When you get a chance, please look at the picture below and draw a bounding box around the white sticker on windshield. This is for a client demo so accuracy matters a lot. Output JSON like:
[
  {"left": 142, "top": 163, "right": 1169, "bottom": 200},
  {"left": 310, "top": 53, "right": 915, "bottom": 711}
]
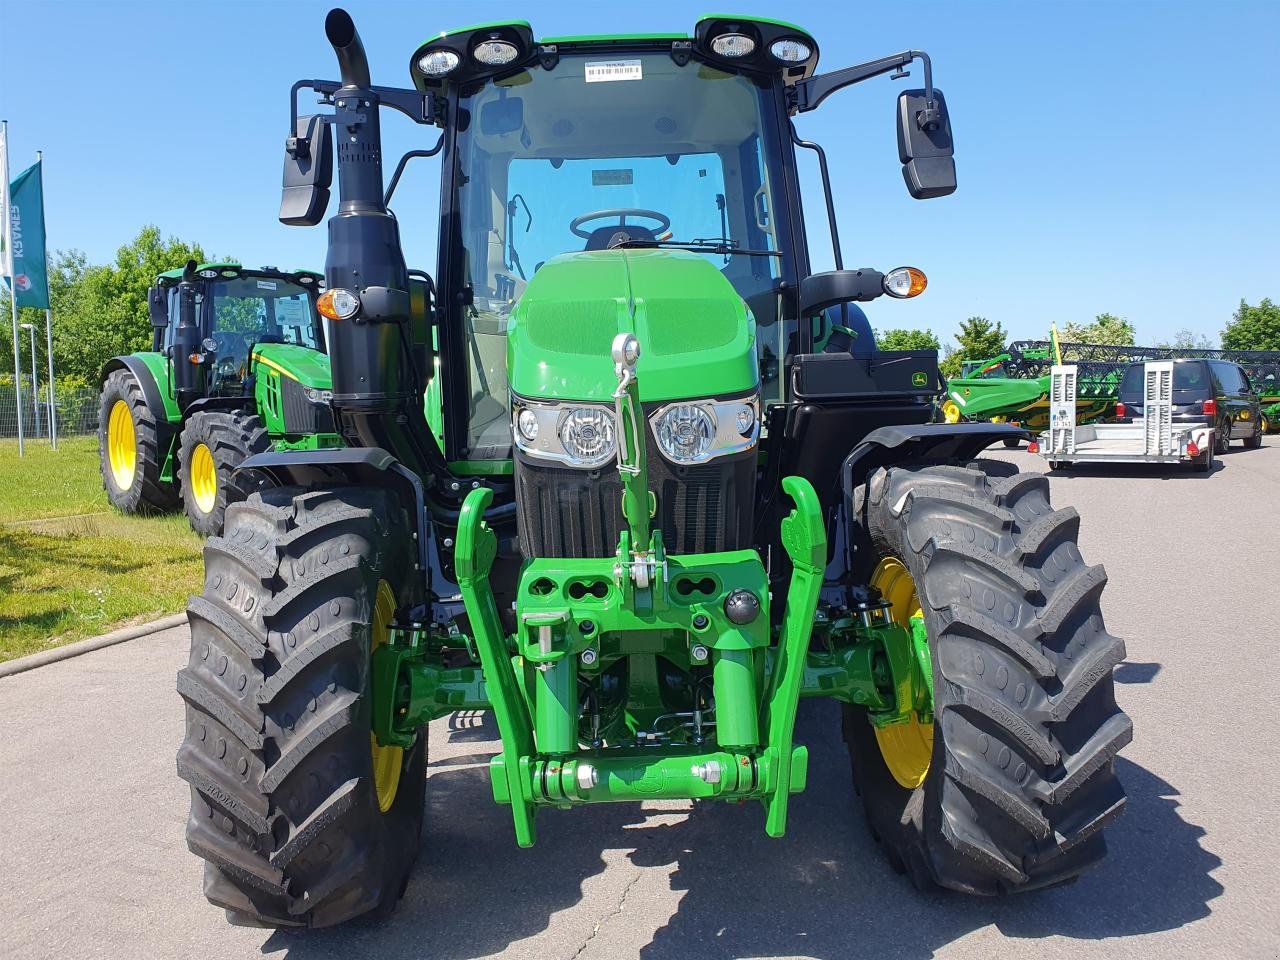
[
  {"left": 256, "top": 280, "right": 278, "bottom": 291},
  {"left": 585, "top": 59, "right": 642, "bottom": 83}
]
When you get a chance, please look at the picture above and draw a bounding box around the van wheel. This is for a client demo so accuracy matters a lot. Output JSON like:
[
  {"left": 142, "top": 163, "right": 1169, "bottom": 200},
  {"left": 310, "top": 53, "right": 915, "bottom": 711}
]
[{"left": 1214, "top": 426, "right": 1230, "bottom": 454}]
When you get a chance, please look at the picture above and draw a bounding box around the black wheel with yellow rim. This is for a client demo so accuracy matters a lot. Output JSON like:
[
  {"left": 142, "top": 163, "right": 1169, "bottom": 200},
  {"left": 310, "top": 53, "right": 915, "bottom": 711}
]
[
  {"left": 940, "top": 399, "right": 963, "bottom": 424},
  {"left": 177, "top": 485, "right": 426, "bottom": 927},
  {"left": 177, "top": 409, "right": 272, "bottom": 536},
  {"left": 844, "top": 460, "right": 1131, "bottom": 893},
  {"left": 98, "top": 367, "right": 179, "bottom": 514}
]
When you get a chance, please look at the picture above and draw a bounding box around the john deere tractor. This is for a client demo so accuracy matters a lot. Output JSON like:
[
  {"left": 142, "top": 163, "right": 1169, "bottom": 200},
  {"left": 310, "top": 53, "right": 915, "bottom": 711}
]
[
  {"left": 177, "top": 10, "right": 1131, "bottom": 927},
  {"left": 99, "top": 262, "right": 341, "bottom": 534}
]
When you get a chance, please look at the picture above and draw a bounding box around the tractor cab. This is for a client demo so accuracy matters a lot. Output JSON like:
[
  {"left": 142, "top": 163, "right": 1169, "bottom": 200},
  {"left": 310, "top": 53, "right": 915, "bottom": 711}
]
[{"left": 149, "top": 262, "right": 325, "bottom": 403}]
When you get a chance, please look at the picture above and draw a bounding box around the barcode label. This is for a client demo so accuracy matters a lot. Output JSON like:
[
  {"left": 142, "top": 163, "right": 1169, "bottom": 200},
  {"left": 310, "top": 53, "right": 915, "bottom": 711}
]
[{"left": 585, "top": 59, "right": 643, "bottom": 83}]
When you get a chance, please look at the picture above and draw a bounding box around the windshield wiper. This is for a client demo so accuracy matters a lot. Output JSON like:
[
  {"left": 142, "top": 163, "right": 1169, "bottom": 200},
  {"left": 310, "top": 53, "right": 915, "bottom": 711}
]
[{"left": 608, "top": 235, "right": 781, "bottom": 258}]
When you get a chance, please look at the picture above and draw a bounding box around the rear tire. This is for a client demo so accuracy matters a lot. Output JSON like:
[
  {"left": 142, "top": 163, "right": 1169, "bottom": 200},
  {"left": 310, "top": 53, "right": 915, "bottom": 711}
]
[
  {"left": 177, "top": 486, "right": 426, "bottom": 927},
  {"left": 178, "top": 410, "right": 271, "bottom": 536},
  {"left": 1214, "top": 425, "right": 1230, "bottom": 454},
  {"left": 1245, "top": 421, "right": 1263, "bottom": 450},
  {"left": 845, "top": 461, "right": 1130, "bottom": 894},
  {"left": 98, "top": 368, "right": 179, "bottom": 514}
]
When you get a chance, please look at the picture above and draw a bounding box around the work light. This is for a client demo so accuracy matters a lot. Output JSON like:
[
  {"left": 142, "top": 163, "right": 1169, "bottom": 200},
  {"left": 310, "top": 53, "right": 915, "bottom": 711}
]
[
  {"left": 769, "top": 39, "right": 812, "bottom": 63},
  {"left": 710, "top": 33, "right": 756, "bottom": 58},
  {"left": 417, "top": 49, "right": 460, "bottom": 77},
  {"left": 473, "top": 39, "right": 519, "bottom": 66}
]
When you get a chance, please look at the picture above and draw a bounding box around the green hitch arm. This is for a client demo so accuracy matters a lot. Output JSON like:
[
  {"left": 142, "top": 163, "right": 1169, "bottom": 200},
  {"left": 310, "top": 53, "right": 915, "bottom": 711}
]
[
  {"left": 761, "top": 475, "right": 827, "bottom": 838},
  {"left": 455, "top": 486, "right": 538, "bottom": 847}
]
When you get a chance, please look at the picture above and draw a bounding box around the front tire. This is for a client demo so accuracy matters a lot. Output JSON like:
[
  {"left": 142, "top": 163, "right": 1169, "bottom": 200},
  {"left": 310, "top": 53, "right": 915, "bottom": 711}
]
[
  {"left": 177, "top": 486, "right": 425, "bottom": 927},
  {"left": 845, "top": 461, "right": 1131, "bottom": 894},
  {"left": 178, "top": 410, "right": 271, "bottom": 536},
  {"left": 98, "top": 368, "right": 179, "bottom": 514}
]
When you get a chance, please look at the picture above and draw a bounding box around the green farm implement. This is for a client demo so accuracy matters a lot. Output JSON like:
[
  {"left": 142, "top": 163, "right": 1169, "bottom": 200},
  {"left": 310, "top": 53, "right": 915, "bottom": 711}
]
[
  {"left": 944, "top": 341, "right": 1280, "bottom": 437},
  {"left": 99, "top": 262, "right": 340, "bottom": 534},
  {"left": 176, "top": 9, "right": 1132, "bottom": 927}
]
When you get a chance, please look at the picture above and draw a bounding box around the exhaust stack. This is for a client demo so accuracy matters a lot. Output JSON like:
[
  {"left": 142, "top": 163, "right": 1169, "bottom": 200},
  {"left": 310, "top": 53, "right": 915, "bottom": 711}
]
[{"left": 321, "top": 8, "right": 442, "bottom": 482}]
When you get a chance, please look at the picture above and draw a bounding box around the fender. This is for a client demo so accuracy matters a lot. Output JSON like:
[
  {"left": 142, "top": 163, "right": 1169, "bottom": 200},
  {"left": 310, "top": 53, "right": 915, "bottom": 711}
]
[
  {"left": 101, "top": 355, "right": 180, "bottom": 459},
  {"left": 840, "top": 422, "right": 1027, "bottom": 501},
  {"left": 238, "top": 448, "right": 430, "bottom": 571},
  {"left": 185, "top": 396, "right": 253, "bottom": 418}
]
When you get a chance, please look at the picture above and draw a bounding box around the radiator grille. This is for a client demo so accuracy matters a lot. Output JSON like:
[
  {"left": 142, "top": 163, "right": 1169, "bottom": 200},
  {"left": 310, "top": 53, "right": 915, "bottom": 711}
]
[
  {"left": 515, "top": 439, "right": 756, "bottom": 558},
  {"left": 281, "top": 377, "right": 335, "bottom": 435}
]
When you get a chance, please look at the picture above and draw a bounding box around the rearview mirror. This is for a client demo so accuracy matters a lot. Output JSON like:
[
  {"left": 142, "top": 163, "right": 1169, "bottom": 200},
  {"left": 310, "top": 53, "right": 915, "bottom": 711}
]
[
  {"left": 896, "top": 88, "right": 955, "bottom": 199},
  {"left": 280, "top": 115, "right": 333, "bottom": 226},
  {"left": 147, "top": 286, "right": 168, "bottom": 328},
  {"left": 480, "top": 96, "right": 524, "bottom": 137}
]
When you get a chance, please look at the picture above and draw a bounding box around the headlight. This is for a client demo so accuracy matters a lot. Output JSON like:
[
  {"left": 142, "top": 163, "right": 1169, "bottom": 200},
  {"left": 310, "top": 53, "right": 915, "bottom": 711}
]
[
  {"left": 473, "top": 39, "right": 519, "bottom": 66},
  {"left": 656, "top": 405, "right": 716, "bottom": 462},
  {"left": 769, "top": 39, "right": 812, "bottom": 63},
  {"left": 711, "top": 33, "right": 756, "bottom": 58},
  {"left": 513, "top": 400, "right": 617, "bottom": 468},
  {"left": 650, "top": 395, "right": 760, "bottom": 465},
  {"left": 302, "top": 387, "right": 332, "bottom": 403},
  {"left": 559, "top": 409, "right": 616, "bottom": 466}
]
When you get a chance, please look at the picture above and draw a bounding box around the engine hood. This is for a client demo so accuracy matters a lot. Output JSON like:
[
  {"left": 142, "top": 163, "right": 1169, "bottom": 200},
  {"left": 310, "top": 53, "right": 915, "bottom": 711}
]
[
  {"left": 251, "top": 342, "right": 332, "bottom": 389},
  {"left": 506, "top": 249, "right": 757, "bottom": 402}
]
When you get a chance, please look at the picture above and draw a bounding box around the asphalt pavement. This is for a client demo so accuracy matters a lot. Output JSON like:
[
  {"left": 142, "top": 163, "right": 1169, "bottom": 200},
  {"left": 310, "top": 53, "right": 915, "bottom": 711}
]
[{"left": 2, "top": 437, "right": 1278, "bottom": 960}]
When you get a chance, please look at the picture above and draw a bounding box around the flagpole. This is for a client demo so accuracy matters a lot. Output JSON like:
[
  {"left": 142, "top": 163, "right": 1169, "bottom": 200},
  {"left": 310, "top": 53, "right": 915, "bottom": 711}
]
[
  {"left": 37, "top": 149, "right": 55, "bottom": 448},
  {"left": 2, "top": 120, "right": 24, "bottom": 456}
]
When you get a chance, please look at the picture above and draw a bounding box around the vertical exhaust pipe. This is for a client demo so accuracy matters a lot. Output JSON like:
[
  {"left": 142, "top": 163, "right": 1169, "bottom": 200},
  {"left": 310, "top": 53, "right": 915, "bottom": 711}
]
[{"left": 322, "top": 8, "right": 443, "bottom": 480}]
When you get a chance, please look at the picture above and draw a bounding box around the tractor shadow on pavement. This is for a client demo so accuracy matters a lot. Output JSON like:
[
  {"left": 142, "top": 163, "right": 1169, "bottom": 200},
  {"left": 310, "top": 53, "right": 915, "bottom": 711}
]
[{"left": 262, "top": 701, "right": 1220, "bottom": 960}]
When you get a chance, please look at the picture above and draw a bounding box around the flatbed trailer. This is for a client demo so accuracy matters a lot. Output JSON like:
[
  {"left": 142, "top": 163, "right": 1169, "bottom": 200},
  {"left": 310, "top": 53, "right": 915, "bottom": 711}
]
[{"left": 1035, "top": 362, "right": 1216, "bottom": 472}]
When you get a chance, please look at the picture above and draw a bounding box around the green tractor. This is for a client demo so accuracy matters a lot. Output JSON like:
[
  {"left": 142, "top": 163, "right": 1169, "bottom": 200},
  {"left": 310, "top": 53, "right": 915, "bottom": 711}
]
[
  {"left": 98, "top": 262, "right": 341, "bottom": 535},
  {"left": 177, "top": 10, "right": 1131, "bottom": 927}
]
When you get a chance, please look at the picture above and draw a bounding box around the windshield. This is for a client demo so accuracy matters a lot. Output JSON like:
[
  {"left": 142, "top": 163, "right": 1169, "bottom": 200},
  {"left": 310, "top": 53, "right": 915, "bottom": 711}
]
[
  {"left": 207, "top": 276, "right": 322, "bottom": 379},
  {"left": 1119, "top": 361, "right": 1211, "bottom": 398},
  {"left": 449, "top": 51, "right": 789, "bottom": 458}
]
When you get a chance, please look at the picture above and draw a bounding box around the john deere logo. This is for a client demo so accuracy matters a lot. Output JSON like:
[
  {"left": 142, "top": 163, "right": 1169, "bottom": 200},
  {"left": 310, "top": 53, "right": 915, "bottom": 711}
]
[{"left": 912, "top": 372, "right": 927, "bottom": 387}]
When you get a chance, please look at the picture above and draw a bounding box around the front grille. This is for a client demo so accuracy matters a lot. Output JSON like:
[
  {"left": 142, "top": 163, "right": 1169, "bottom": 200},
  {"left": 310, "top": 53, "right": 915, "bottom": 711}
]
[
  {"left": 281, "top": 377, "right": 335, "bottom": 435},
  {"left": 515, "top": 436, "right": 756, "bottom": 559}
]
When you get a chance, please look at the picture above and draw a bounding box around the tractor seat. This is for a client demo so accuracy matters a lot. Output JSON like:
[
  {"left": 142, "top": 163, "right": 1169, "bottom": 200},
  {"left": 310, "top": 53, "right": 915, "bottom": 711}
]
[{"left": 582, "top": 225, "right": 657, "bottom": 251}]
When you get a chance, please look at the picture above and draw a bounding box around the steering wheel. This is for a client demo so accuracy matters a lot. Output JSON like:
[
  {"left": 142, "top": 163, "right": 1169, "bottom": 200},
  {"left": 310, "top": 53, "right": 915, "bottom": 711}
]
[{"left": 569, "top": 208, "right": 671, "bottom": 240}]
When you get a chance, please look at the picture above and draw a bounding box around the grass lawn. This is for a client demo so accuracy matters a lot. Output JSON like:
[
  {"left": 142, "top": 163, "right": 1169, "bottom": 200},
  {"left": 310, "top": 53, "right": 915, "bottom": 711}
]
[{"left": 0, "top": 436, "right": 201, "bottom": 662}]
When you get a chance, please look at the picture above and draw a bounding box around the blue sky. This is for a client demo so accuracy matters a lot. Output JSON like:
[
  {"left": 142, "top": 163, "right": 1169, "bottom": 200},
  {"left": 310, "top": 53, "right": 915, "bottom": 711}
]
[{"left": 2, "top": 0, "right": 1277, "bottom": 347}]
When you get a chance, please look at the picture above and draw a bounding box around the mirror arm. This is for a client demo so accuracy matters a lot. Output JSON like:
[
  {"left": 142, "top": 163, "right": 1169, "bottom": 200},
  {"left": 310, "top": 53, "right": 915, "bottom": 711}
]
[
  {"left": 797, "top": 49, "right": 935, "bottom": 121},
  {"left": 288, "top": 79, "right": 437, "bottom": 160},
  {"left": 384, "top": 136, "right": 445, "bottom": 207},
  {"left": 789, "top": 124, "right": 843, "bottom": 272}
]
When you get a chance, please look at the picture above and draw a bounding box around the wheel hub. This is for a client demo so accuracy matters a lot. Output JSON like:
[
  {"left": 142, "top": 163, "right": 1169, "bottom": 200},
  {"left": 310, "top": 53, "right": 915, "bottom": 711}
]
[
  {"left": 869, "top": 557, "right": 934, "bottom": 789},
  {"left": 370, "top": 580, "right": 404, "bottom": 813},
  {"left": 107, "top": 399, "right": 137, "bottom": 490},
  {"left": 189, "top": 443, "right": 218, "bottom": 514}
]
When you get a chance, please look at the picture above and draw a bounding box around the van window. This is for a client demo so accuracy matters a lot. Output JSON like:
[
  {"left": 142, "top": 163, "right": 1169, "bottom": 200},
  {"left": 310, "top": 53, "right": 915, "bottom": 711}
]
[{"left": 1173, "top": 362, "right": 1211, "bottom": 393}]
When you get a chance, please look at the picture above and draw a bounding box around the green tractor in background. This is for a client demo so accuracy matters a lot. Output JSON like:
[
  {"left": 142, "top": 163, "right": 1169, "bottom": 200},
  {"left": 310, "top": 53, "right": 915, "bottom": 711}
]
[
  {"left": 98, "top": 262, "right": 341, "bottom": 535},
  {"left": 176, "top": 10, "right": 1131, "bottom": 927}
]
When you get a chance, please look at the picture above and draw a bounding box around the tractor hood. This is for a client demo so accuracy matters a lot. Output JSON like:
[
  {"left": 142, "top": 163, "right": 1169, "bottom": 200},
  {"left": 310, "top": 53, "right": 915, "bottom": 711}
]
[
  {"left": 507, "top": 249, "right": 757, "bottom": 403},
  {"left": 251, "top": 342, "right": 333, "bottom": 388}
]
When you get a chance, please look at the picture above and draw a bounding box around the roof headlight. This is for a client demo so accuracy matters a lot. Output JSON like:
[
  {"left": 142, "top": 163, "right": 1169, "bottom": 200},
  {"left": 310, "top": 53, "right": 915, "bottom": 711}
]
[
  {"left": 473, "top": 39, "right": 519, "bottom": 66},
  {"left": 769, "top": 38, "right": 812, "bottom": 63},
  {"left": 710, "top": 33, "right": 756, "bottom": 58},
  {"left": 417, "top": 48, "right": 461, "bottom": 77}
]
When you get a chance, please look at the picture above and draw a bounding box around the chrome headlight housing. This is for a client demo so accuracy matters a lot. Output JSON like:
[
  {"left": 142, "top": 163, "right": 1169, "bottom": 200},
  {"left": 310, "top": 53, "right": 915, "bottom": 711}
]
[
  {"left": 513, "top": 399, "right": 617, "bottom": 468},
  {"left": 651, "top": 395, "right": 759, "bottom": 465}
]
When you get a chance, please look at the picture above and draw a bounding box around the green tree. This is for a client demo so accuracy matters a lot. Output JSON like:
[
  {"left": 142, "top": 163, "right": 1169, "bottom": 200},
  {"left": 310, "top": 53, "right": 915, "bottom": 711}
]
[
  {"left": 1059, "top": 313, "right": 1136, "bottom": 346},
  {"left": 1155, "top": 328, "right": 1216, "bottom": 350},
  {"left": 1221, "top": 298, "right": 1280, "bottom": 351},
  {"left": 875, "top": 328, "right": 941, "bottom": 351},
  {"left": 940, "top": 316, "right": 1008, "bottom": 379}
]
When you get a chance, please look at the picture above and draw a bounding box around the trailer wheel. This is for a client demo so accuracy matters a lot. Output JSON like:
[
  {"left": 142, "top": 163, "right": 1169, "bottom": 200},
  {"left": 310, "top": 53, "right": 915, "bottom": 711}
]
[
  {"left": 1196, "top": 445, "right": 1214, "bottom": 473},
  {"left": 178, "top": 410, "right": 272, "bottom": 536},
  {"left": 177, "top": 486, "right": 425, "bottom": 928},
  {"left": 845, "top": 462, "right": 1130, "bottom": 894},
  {"left": 98, "top": 368, "right": 179, "bottom": 514}
]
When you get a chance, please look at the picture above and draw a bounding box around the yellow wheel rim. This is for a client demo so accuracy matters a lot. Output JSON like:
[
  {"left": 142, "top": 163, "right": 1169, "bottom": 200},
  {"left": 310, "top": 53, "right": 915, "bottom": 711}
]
[
  {"left": 189, "top": 443, "right": 218, "bottom": 515},
  {"left": 370, "top": 580, "right": 403, "bottom": 813},
  {"left": 107, "top": 400, "right": 137, "bottom": 490},
  {"left": 942, "top": 399, "right": 962, "bottom": 424},
  {"left": 870, "top": 557, "right": 934, "bottom": 789}
]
